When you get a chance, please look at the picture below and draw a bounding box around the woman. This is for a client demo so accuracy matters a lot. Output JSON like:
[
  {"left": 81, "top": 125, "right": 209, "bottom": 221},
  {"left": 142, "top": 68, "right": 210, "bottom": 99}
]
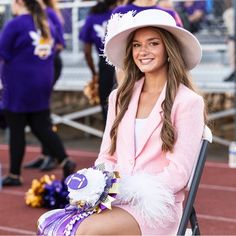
[
  {"left": 23, "top": 0, "right": 66, "bottom": 171},
  {"left": 0, "top": 0, "right": 75, "bottom": 186},
  {"left": 38, "top": 9, "right": 206, "bottom": 235},
  {"left": 42, "top": 0, "right": 65, "bottom": 84},
  {"left": 79, "top": 0, "right": 118, "bottom": 126}
]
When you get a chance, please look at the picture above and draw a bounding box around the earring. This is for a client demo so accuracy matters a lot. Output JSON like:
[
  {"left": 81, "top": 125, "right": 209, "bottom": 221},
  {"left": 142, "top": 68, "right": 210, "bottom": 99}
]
[{"left": 167, "top": 57, "right": 170, "bottom": 62}]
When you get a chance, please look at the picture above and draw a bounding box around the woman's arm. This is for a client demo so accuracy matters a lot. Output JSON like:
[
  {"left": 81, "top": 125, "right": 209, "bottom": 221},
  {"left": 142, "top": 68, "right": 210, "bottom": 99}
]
[
  {"left": 84, "top": 43, "right": 98, "bottom": 80},
  {"left": 157, "top": 94, "right": 205, "bottom": 194}
]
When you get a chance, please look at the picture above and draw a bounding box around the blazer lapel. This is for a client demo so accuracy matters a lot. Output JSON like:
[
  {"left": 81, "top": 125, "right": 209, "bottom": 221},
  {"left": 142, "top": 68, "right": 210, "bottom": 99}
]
[
  {"left": 119, "top": 78, "right": 145, "bottom": 159},
  {"left": 135, "top": 82, "right": 166, "bottom": 158}
]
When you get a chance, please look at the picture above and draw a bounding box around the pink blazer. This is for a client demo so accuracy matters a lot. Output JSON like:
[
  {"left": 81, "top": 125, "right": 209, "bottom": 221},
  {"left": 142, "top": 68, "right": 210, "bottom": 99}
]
[{"left": 95, "top": 77, "right": 205, "bottom": 202}]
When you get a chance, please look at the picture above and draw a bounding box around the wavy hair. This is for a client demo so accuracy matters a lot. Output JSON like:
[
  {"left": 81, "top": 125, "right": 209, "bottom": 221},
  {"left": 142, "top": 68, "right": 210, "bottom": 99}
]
[{"left": 109, "top": 27, "right": 206, "bottom": 155}]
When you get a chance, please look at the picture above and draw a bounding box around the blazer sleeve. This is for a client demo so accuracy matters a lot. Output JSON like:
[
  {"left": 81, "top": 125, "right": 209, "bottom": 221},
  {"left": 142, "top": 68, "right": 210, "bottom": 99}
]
[
  {"left": 95, "top": 89, "right": 118, "bottom": 168},
  {"left": 157, "top": 95, "right": 205, "bottom": 194}
]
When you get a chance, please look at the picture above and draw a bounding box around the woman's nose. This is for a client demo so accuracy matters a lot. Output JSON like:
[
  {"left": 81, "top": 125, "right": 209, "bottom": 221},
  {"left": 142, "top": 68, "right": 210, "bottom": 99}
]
[{"left": 139, "top": 44, "right": 149, "bottom": 54}]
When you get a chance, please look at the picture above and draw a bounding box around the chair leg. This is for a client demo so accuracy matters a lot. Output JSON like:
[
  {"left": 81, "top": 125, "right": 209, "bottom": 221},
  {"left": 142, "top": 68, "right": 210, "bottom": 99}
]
[{"left": 190, "top": 207, "right": 201, "bottom": 235}]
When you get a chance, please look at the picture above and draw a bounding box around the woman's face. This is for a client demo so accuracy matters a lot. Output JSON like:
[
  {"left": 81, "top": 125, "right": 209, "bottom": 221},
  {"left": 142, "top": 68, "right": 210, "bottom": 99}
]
[{"left": 132, "top": 27, "right": 168, "bottom": 75}]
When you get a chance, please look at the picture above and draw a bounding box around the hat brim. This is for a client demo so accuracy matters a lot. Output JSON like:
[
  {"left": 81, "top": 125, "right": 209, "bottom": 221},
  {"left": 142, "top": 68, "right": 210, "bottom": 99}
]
[{"left": 105, "top": 24, "right": 202, "bottom": 70}]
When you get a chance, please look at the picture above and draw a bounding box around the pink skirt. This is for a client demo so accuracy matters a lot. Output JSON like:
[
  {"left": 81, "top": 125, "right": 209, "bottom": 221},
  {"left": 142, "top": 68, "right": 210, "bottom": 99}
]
[{"left": 116, "top": 202, "right": 183, "bottom": 235}]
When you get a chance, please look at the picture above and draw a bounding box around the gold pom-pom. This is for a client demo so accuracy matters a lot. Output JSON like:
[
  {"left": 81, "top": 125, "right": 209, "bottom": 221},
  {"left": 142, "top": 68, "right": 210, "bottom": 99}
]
[
  {"left": 83, "top": 77, "right": 100, "bottom": 105},
  {"left": 25, "top": 175, "right": 55, "bottom": 208}
]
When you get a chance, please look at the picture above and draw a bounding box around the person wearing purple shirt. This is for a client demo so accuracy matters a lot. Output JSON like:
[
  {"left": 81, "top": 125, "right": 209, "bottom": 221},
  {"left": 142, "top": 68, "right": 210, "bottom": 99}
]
[
  {"left": 23, "top": 0, "right": 66, "bottom": 172},
  {"left": 113, "top": 0, "right": 183, "bottom": 27},
  {"left": 79, "top": 0, "right": 118, "bottom": 126},
  {"left": 177, "top": 0, "right": 206, "bottom": 33},
  {"left": 43, "top": 0, "right": 66, "bottom": 84},
  {"left": 0, "top": 0, "right": 76, "bottom": 187}
]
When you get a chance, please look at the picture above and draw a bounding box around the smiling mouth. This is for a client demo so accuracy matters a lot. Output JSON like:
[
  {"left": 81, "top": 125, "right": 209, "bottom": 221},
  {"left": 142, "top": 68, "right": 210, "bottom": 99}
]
[{"left": 139, "top": 59, "right": 153, "bottom": 65}]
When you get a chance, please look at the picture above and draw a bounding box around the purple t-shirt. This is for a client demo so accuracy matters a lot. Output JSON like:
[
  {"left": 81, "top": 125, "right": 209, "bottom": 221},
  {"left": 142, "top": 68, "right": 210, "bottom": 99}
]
[
  {"left": 0, "top": 14, "right": 56, "bottom": 112},
  {"left": 179, "top": 1, "right": 206, "bottom": 16},
  {"left": 79, "top": 10, "right": 113, "bottom": 54},
  {"left": 112, "top": 4, "right": 183, "bottom": 27},
  {"left": 46, "top": 7, "right": 65, "bottom": 48}
]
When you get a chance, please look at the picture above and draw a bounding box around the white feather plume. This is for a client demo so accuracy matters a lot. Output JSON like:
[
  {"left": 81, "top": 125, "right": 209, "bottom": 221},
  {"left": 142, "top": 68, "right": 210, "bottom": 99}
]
[
  {"left": 115, "top": 172, "right": 176, "bottom": 228},
  {"left": 105, "top": 11, "right": 135, "bottom": 44},
  {"left": 103, "top": 11, "right": 136, "bottom": 66}
]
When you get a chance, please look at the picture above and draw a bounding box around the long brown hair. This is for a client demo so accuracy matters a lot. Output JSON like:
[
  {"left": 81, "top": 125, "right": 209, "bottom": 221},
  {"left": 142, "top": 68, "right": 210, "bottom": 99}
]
[
  {"left": 109, "top": 27, "right": 206, "bottom": 155},
  {"left": 23, "top": 0, "right": 51, "bottom": 39},
  {"left": 42, "top": 0, "right": 64, "bottom": 24}
]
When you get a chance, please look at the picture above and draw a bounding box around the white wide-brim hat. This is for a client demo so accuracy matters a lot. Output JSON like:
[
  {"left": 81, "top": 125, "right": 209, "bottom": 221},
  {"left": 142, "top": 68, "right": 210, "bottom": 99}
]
[{"left": 104, "top": 9, "right": 202, "bottom": 70}]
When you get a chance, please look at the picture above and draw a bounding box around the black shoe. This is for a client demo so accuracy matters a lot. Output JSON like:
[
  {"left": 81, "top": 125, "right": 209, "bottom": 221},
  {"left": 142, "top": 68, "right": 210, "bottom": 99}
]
[
  {"left": 39, "top": 157, "right": 57, "bottom": 171},
  {"left": 2, "top": 175, "right": 22, "bottom": 186},
  {"left": 62, "top": 159, "right": 76, "bottom": 179},
  {"left": 23, "top": 156, "right": 44, "bottom": 169}
]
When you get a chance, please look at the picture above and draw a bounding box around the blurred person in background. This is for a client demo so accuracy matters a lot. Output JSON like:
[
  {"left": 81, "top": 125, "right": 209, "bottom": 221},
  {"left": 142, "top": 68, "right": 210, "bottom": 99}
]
[
  {"left": 157, "top": 0, "right": 175, "bottom": 9},
  {"left": 42, "top": 0, "right": 65, "bottom": 85},
  {"left": 176, "top": 0, "right": 206, "bottom": 33},
  {"left": 0, "top": 0, "right": 76, "bottom": 187},
  {"left": 79, "top": 0, "right": 119, "bottom": 127},
  {"left": 23, "top": 0, "right": 66, "bottom": 171},
  {"left": 157, "top": 0, "right": 183, "bottom": 25},
  {"left": 112, "top": 0, "right": 182, "bottom": 26},
  {"left": 112, "top": 0, "right": 183, "bottom": 86}
]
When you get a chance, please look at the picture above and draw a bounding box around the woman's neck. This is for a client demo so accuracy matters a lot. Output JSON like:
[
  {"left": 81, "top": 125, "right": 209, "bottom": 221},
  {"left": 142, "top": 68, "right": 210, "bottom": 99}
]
[
  {"left": 17, "top": 7, "right": 30, "bottom": 15},
  {"left": 143, "top": 69, "right": 167, "bottom": 93},
  {"left": 132, "top": 0, "right": 157, "bottom": 7}
]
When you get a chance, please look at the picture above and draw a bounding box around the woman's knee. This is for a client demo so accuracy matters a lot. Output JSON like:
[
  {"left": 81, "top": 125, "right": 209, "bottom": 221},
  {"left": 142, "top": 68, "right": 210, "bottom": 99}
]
[
  {"left": 76, "top": 218, "right": 105, "bottom": 235},
  {"left": 75, "top": 207, "right": 141, "bottom": 235}
]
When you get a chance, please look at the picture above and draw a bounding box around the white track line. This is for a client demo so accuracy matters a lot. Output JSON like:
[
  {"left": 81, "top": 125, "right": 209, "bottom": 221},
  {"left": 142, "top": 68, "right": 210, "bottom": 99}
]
[
  {"left": 198, "top": 214, "right": 236, "bottom": 223},
  {"left": 205, "top": 161, "right": 229, "bottom": 168},
  {"left": 1, "top": 189, "right": 25, "bottom": 196},
  {"left": 200, "top": 184, "right": 236, "bottom": 192},
  {"left": 0, "top": 225, "right": 35, "bottom": 235}
]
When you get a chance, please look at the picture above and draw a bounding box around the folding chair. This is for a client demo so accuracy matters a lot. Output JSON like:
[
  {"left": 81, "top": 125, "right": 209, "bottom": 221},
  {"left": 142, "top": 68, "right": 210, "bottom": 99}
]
[{"left": 177, "top": 126, "right": 213, "bottom": 236}]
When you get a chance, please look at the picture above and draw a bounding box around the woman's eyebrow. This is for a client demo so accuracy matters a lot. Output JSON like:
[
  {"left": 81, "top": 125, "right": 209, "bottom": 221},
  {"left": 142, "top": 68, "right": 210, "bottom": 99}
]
[{"left": 132, "top": 37, "right": 161, "bottom": 42}]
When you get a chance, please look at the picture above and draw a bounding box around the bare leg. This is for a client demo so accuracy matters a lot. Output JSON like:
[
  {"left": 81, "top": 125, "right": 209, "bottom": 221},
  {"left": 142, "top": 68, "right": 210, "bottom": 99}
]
[{"left": 76, "top": 206, "right": 141, "bottom": 235}]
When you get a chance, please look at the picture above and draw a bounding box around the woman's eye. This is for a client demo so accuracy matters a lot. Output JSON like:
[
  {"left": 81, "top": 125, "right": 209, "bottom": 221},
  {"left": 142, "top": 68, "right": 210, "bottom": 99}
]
[
  {"left": 150, "top": 41, "right": 159, "bottom": 46},
  {"left": 132, "top": 43, "right": 140, "bottom": 48}
]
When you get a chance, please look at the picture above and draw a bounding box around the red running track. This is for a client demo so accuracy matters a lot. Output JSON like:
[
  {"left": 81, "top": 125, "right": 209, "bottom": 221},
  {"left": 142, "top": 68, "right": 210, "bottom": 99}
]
[{"left": 0, "top": 144, "right": 236, "bottom": 235}]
